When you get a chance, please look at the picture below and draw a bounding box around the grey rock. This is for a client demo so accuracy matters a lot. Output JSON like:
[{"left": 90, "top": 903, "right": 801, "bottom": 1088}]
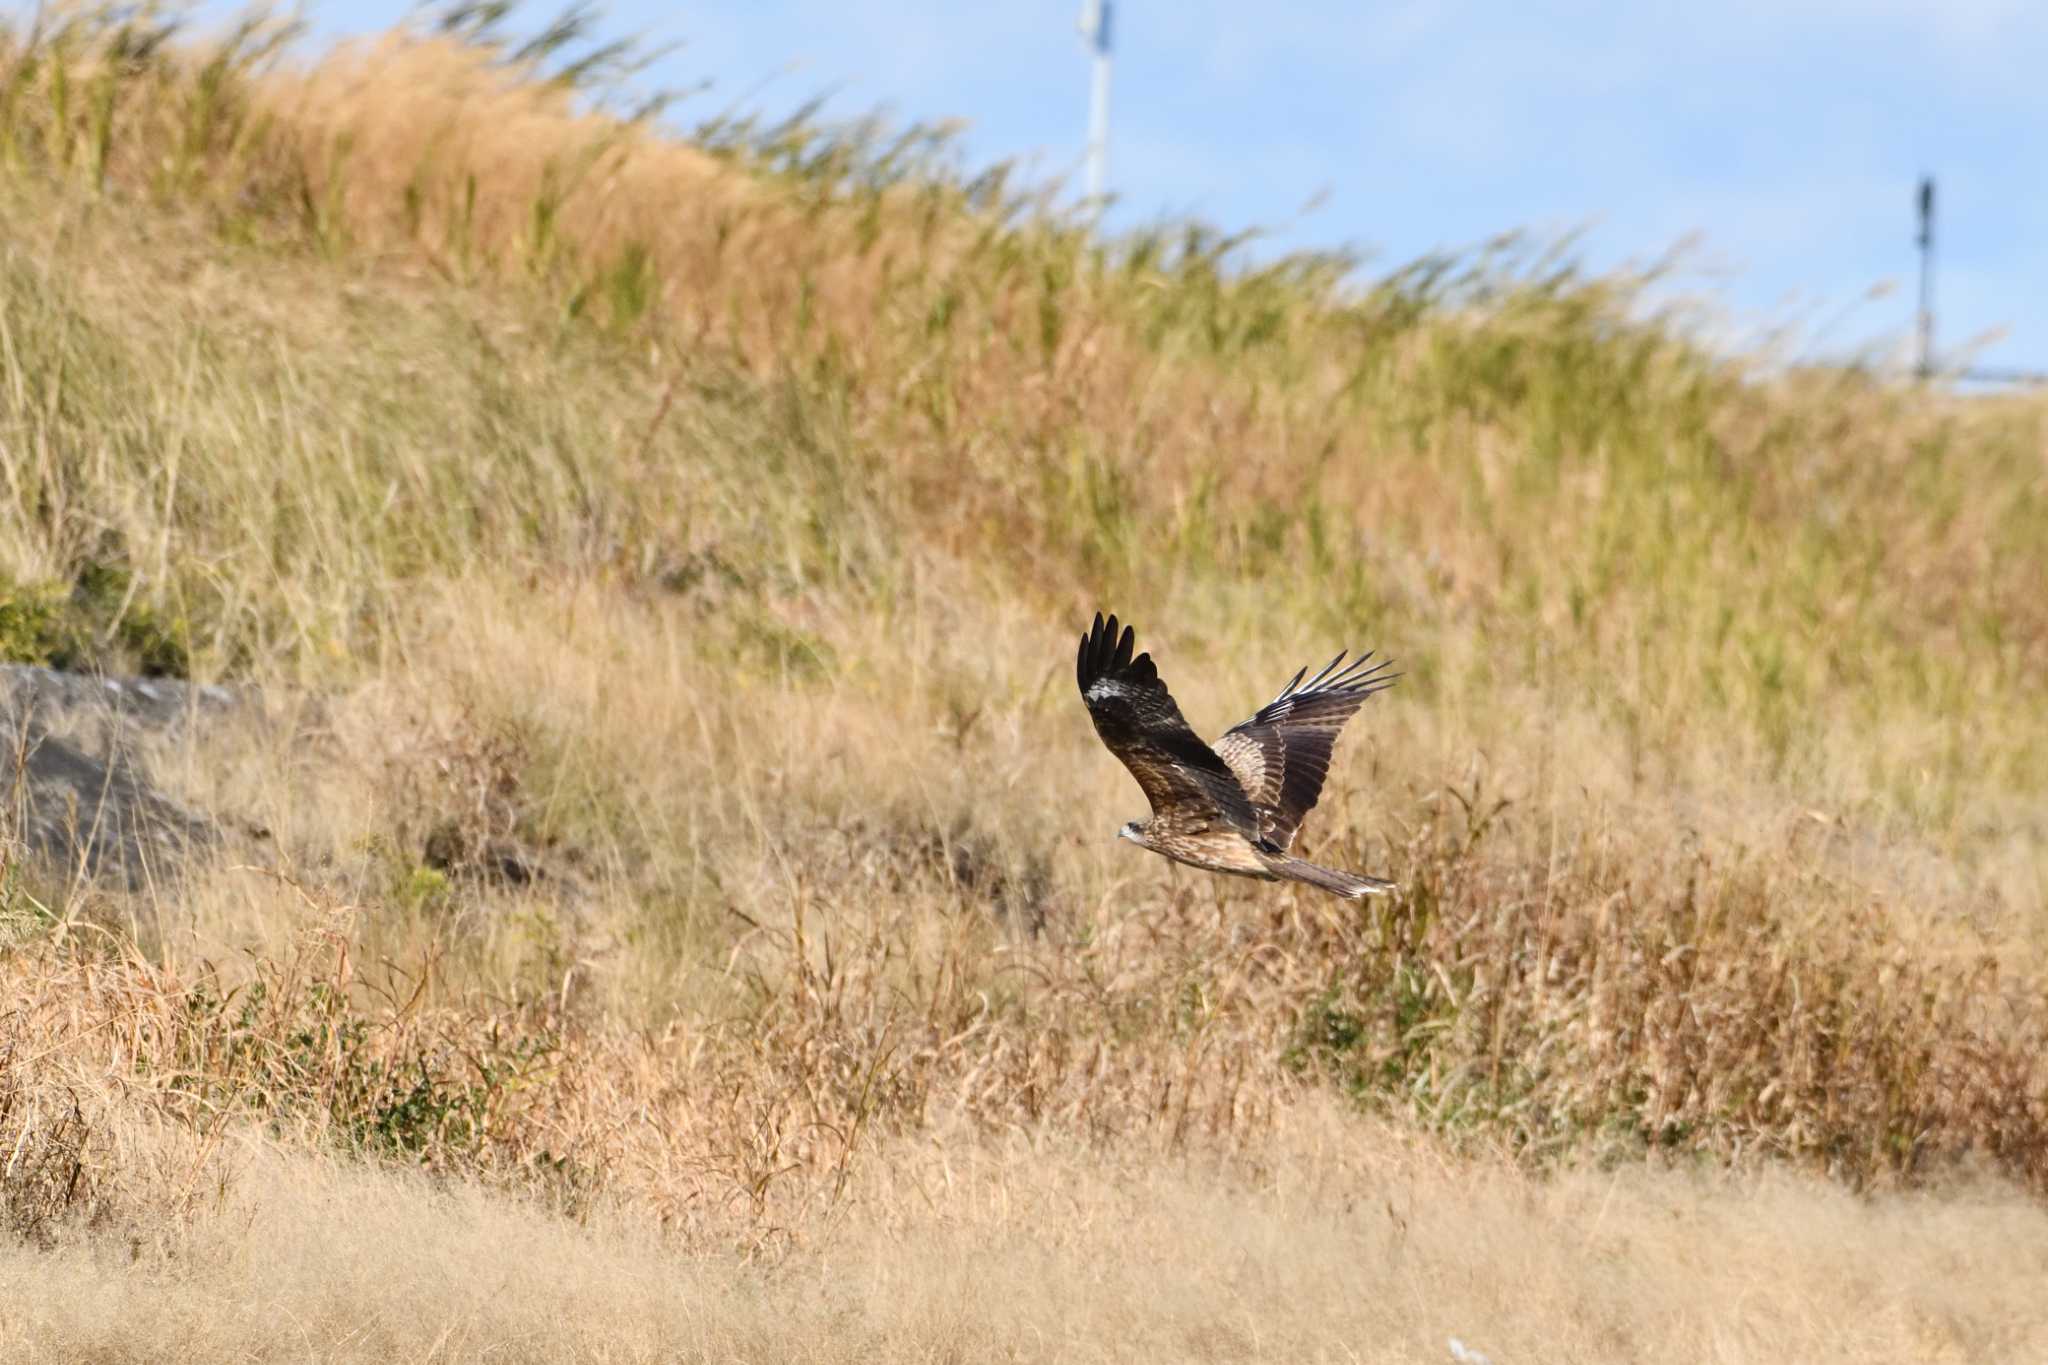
[
  {"left": 0, "top": 664, "right": 242, "bottom": 738},
  {"left": 0, "top": 665, "right": 234, "bottom": 890}
]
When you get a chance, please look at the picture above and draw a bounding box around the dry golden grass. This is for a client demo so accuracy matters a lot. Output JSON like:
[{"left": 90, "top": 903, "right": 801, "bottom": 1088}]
[
  {"left": 4, "top": 1112, "right": 2047, "bottom": 1363},
  {"left": 0, "top": 7, "right": 2045, "bottom": 1356}
]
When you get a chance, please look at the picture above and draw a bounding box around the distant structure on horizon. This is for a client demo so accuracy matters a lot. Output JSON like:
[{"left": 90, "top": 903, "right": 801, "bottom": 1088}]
[
  {"left": 1915, "top": 177, "right": 1934, "bottom": 379},
  {"left": 1076, "top": 0, "right": 1113, "bottom": 208},
  {"left": 1914, "top": 176, "right": 2044, "bottom": 386}
]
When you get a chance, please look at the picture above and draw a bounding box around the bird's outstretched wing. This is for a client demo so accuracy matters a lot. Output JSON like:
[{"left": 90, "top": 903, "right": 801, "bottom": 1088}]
[
  {"left": 1213, "top": 650, "right": 1398, "bottom": 850},
  {"left": 1077, "top": 613, "right": 1259, "bottom": 835}
]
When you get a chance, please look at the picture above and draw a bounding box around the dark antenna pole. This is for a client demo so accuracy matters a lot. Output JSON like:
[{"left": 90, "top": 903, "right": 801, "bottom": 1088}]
[
  {"left": 1905, "top": 177, "right": 2046, "bottom": 388},
  {"left": 1915, "top": 176, "right": 1935, "bottom": 379}
]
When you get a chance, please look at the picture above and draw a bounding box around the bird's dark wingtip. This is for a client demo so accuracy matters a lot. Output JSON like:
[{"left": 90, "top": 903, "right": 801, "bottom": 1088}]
[
  {"left": 1324, "top": 651, "right": 1398, "bottom": 693},
  {"left": 1080, "top": 611, "right": 1134, "bottom": 692}
]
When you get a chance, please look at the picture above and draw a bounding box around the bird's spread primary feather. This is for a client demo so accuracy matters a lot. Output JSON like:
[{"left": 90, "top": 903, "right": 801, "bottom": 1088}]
[{"left": 1076, "top": 613, "right": 1398, "bottom": 899}]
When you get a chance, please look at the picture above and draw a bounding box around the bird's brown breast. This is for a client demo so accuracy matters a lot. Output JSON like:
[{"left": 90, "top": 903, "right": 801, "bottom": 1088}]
[{"left": 1141, "top": 827, "right": 1277, "bottom": 878}]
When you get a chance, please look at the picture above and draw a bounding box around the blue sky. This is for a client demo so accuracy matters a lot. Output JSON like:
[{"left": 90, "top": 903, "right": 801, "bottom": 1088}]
[{"left": 227, "top": 2, "right": 2048, "bottom": 375}]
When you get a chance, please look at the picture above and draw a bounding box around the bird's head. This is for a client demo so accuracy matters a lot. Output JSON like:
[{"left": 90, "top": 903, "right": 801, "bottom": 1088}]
[{"left": 1116, "top": 820, "right": 1145, "bottom": 846}]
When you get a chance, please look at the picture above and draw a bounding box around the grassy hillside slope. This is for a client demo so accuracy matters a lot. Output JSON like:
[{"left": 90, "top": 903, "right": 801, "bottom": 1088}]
[{"left": 1, "top": 8, "right": 2045, "bottom": 1360}]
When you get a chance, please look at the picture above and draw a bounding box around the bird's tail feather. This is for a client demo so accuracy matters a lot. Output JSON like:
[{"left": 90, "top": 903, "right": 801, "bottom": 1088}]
[{"left": 1271, "top": 856, "right": 1395, "bottom": 900}]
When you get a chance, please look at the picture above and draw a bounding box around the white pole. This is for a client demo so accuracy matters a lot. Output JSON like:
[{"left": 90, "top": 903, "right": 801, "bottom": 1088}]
[{"left": 1078, "top": 0, "right": 1113, "bottom": 208}]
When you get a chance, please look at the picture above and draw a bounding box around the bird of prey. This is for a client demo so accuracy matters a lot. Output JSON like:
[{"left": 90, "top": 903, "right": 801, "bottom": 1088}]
[{"left": 1076, "top": 613, "right": 1398, "bottom": 899}]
